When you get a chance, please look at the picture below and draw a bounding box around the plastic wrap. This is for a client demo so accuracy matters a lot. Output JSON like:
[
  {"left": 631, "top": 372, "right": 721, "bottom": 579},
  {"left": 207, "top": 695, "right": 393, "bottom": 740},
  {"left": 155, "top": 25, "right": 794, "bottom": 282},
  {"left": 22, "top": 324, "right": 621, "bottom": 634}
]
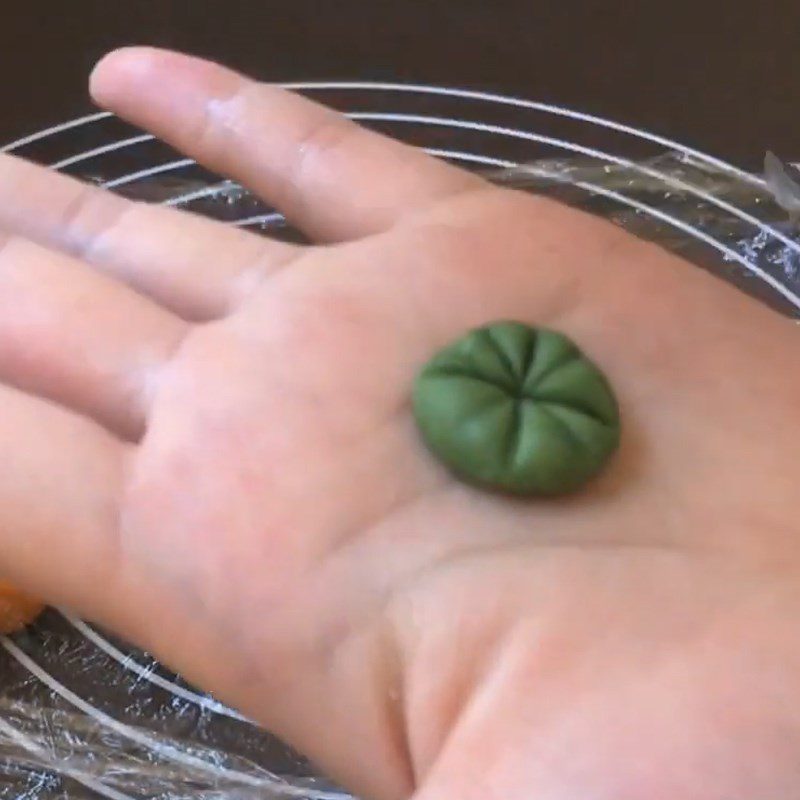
[{"left": 0, "top": 148, "right": 798, "bottom": 799}]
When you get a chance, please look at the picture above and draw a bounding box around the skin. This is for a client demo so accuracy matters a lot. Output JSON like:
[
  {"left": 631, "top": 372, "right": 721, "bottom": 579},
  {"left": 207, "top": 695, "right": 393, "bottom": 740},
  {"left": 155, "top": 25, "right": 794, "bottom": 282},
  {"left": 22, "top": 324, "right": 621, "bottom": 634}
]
[{"left": 0, "top": 46, "right": 797, "bottom": 800}]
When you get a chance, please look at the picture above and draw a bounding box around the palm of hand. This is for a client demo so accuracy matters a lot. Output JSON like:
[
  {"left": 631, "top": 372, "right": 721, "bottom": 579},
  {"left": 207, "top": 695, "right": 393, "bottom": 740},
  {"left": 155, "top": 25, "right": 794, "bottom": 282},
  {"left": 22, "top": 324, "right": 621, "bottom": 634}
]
[{"left": 0, "top": 48, "right": 798, "bottom": 800}]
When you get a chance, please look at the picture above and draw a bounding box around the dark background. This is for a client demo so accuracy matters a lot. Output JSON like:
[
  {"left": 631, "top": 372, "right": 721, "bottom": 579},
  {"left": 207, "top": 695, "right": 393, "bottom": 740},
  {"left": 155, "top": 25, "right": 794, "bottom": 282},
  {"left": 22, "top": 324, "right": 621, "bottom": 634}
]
[{"left": 0, "top": 1, "right": 797, "bottom": 168}]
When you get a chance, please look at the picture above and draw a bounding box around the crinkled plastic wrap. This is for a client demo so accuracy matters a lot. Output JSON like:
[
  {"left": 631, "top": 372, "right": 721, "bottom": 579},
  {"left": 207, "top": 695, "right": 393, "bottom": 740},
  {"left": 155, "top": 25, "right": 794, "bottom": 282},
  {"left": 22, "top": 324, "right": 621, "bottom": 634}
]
[
  {"left": 1, "top": 151, "right": 798, "bottom": 799},
  {"left": 0, "top": 614, "right": 346, "bottom": 799}
]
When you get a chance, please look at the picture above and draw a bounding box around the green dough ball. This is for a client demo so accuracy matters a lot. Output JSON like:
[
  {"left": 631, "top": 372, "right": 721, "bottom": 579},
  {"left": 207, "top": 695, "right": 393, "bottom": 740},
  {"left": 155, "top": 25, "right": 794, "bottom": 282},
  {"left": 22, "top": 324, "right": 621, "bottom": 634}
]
[{"left": 412, "top": 321, "right": 621, "bottom": 496}]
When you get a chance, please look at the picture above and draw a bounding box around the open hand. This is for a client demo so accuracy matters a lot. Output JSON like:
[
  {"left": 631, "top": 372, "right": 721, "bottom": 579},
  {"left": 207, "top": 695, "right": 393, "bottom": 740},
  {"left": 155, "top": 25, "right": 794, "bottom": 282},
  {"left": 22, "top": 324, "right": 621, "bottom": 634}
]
[{"left": 0, "top": 48, "right": 797, "bottom": 800}]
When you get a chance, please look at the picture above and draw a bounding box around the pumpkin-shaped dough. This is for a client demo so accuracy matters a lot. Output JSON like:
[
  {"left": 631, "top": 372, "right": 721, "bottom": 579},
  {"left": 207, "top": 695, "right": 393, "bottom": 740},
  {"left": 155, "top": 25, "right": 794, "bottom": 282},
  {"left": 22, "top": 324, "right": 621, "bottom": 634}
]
[{"left": 413, "top": 322, "right": 621, "bottom": 495}]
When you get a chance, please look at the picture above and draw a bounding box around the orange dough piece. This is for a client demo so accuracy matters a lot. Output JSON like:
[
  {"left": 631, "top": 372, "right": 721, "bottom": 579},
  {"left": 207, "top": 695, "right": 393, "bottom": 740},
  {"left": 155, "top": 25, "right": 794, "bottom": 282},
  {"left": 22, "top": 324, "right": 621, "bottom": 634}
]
[{"left": 0, "top": 582, "right": 44, "bottom": 633}]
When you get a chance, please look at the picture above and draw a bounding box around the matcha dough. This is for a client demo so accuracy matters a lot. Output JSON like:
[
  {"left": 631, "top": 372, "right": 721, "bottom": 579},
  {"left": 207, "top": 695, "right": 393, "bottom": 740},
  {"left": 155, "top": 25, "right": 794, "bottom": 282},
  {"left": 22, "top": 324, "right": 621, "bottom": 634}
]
[{"left": 413, "top": 322, "right": 621, "bottom": 495}]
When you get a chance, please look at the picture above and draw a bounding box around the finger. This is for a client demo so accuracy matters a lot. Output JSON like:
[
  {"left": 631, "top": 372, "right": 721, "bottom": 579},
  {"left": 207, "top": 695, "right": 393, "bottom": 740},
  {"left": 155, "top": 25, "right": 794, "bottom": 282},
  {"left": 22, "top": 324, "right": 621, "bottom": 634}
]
[
  {"left": 0, "top": 382, "right": 129, "bottom": 625},
  {"left": 90, "top": 47, "right": 483, "bottom": 241},
  {"left": 0, "top": 153, "right": 298, "bottom": 319},
  {"left": 0, "top": 235, "right": 188, "bottom": 438}
]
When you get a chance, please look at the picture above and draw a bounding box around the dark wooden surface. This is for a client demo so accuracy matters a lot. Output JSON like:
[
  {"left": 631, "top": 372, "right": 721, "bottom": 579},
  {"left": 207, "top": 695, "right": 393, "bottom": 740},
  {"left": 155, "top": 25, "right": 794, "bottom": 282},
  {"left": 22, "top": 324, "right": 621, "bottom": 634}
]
[{"left": 0, "top": 1, "right": 797, "bottom": 167}]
